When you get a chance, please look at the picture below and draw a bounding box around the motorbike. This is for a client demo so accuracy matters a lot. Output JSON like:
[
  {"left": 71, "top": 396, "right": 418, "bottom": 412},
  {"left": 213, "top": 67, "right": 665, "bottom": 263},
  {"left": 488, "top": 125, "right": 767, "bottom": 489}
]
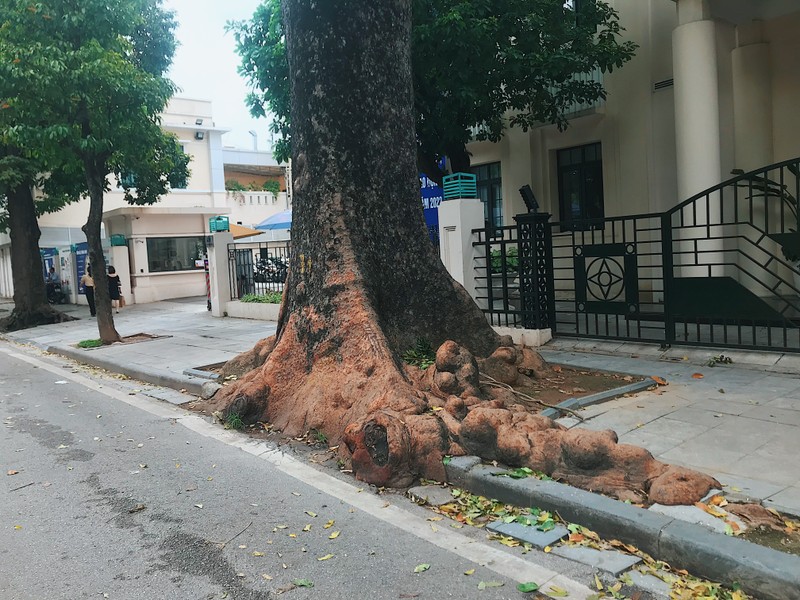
[
  {"left": 46, "top": 282, "right": 68, "bottom": 305},
  {"left": 253, "top": 257, "right": 288, "bottom": 284}
]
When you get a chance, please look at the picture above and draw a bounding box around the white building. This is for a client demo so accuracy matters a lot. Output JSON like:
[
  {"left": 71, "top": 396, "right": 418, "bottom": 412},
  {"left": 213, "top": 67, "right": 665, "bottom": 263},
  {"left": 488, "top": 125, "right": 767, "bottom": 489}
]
[{"left": 0, "top": 97, "right": 288, "bottom": 303}]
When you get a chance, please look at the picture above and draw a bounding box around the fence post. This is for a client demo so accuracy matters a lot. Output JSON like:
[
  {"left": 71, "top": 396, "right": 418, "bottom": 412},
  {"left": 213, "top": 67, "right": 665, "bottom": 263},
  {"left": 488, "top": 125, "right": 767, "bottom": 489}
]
[
  {"left": 514, "top": 212, "right": 554, "bottom": 330},
  {"left": 438, "top": 197, "right": 485, "bottom": 303},
  {"left": 207, "top": 231, "right": 234, "bottom": 317},
  {"left": 661, "top": 213, "right": 675, "bottom": 347}
]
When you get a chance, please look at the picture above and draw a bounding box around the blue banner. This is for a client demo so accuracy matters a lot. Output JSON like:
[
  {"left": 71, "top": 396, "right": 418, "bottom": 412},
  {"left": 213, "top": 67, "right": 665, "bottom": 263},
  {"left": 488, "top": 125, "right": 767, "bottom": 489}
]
[{"left": 75, "top": 242, "right": 89, "bottom": 296}]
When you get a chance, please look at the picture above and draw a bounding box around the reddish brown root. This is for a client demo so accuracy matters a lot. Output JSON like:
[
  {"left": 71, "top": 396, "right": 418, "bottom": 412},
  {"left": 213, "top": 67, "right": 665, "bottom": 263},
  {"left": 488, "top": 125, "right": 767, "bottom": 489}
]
[{"left": 201, "top": 332, "right": 718, "bottom": 506}]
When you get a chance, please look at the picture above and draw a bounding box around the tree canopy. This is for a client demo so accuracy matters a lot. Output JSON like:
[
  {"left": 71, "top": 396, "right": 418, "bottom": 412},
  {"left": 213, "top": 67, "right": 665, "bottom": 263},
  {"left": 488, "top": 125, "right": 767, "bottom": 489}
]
[
  {"left": 231, "top": 0, "right": 637, "bottom": 180},
  {"left": 0, "top": 0, "right": 190, "bottom": 341}
]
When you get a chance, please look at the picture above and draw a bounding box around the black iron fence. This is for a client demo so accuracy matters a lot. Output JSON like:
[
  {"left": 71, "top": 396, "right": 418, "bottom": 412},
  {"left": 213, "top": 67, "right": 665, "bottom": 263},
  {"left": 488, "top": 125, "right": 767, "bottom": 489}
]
[
  {"left": 472, "top": 157, "right": 800, "bottom": 352},
  {"left": 228, "top": 241, "right": 291, "bottom": 300}
]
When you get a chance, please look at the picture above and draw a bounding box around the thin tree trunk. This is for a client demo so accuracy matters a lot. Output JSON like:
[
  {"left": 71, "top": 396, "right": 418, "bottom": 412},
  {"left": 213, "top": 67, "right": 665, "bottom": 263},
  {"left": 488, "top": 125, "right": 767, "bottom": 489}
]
[
  {"left": 82, "top": 161, "right": 120, "bottom": 344},
  {"left": 1, "top": 184, "right": 71, "bottom": 331}
]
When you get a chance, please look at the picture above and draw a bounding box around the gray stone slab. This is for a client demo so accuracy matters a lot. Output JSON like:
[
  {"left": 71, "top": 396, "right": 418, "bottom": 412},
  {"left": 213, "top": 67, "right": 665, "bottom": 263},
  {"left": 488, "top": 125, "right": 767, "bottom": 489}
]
[
  {"left": 486, "top": 521, "right": 568, "bottom": 549},
  {"left": 711, "top": 474, "right": 788, "bottom": 504},
  {"left": 445, "top": 459, "right": 674, "bottom": 558},
  {"left": 764, "top": 486, "right": 800, "bottom": 518},
  {"left": 648, "top": 503, "right": 745, "bottom": 535},
  {"left": 407, "top": 485, "right": 456, "bottom": 507},
  {"left": 551, "top": 545, "right": 641, "bottom": 576},
  {"left": 627, "top": 571, "right": 671, "bottom": 599},
  {"left": 658, "top": 519, "right": 800, "bottom": 600},
  {"left": 142, "top": 388, "right": 194, "bottom": 405}
]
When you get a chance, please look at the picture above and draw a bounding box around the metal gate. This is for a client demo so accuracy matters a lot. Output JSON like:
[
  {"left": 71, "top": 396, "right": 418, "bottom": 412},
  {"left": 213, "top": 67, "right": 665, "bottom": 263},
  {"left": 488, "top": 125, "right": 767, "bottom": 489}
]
[{"left": 476, "top": 158, "right": 800, "bottom": 352}]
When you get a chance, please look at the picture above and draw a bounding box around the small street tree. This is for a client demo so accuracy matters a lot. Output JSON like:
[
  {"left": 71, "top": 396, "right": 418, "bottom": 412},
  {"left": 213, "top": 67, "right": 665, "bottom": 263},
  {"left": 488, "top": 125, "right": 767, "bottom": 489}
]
[
  {"left": 206, "top": 0, "right": 716, "bottom": 505},
  {"left": 0, "top": 0, "right": 189, "bottom": 343},
  {"left": 231, "top": 0, "right": 637, "bottom": 181}
]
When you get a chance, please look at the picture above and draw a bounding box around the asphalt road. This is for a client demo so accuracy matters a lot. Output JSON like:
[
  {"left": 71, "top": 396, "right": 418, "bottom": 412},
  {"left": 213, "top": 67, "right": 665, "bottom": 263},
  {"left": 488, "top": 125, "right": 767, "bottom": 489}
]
[{"left": 0, "top": 341, "right": 594, "bottom": 600}]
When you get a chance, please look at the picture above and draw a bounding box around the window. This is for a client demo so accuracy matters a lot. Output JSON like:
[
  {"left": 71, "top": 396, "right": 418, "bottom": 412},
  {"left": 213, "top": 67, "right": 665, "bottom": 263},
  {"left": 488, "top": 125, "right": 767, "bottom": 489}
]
[
  {"left": 557, "top": 142, "right": 604, "bottom": 230},
  {"left": 471, "top": 162, "right": 503, "bottom": 229},
  {"left": 146, "top": 237, "right": 206, "bottom": 273}
]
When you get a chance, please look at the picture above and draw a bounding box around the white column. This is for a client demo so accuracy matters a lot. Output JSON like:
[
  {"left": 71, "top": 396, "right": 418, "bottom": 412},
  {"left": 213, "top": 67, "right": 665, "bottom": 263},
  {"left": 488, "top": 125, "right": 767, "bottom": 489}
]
[
  {"left": 110, "top": 246, "right": 132, "bottom": 306},
  {"left": 438, "top": 198, "right": 485, "bottom": 303},
  {"left": 732, "top": 22, "right": 772, "bottom": 171},
  {"left": 208, "top": 231, "right": 234, "bottom": 317},
  {"left": 673, "top": 0, "right": 722, "bottom": 199}
]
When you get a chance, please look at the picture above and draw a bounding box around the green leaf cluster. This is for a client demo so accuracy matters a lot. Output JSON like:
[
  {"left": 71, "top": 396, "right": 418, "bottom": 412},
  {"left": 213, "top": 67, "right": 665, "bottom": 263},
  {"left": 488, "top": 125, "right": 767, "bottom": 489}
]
[
  {"left": 0, "top": 0, "right": 190, "bottom": 211},
  {"left": 230, "top": 0, "right": 636, "bottom": 180},
  {"left": 403, "top": 338, "right": 436, "bottom": 369},
  {"left": 240, "top": 292, "right": 282, "bottom": 304}
]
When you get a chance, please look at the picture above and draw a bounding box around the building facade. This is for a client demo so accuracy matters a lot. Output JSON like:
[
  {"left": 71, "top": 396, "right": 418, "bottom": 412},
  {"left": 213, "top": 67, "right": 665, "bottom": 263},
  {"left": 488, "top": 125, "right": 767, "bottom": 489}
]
[{"left": 468, "top": 0, "right": 800, "bottom": 226}]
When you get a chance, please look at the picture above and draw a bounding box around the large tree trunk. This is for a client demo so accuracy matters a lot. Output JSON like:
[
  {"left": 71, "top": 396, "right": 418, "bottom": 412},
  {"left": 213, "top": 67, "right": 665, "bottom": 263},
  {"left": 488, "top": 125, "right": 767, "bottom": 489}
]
[
  {"left": 82, "top": 160, "right": 120, "bottom": 344},
  {"left": 0, "top": 185, "right": 73, "bottom": 331},
  {"left": 203, "top": 0, "right": 718, "bottom": 505}
]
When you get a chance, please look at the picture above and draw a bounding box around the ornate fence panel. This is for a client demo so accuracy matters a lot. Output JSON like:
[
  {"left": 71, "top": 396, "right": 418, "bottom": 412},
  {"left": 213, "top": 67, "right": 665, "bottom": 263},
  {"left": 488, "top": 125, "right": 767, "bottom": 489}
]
[{"left": 550, "top": 214, "right": 668, "bottom": 343}]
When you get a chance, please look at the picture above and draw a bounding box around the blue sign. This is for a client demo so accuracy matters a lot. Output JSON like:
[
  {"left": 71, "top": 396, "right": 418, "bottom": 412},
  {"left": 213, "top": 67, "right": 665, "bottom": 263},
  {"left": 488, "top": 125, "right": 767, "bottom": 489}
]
[
  {"left": 75, "top": 242, "right": 89, "bottom": 296},
  {"left": 420, "top": 173, "right": 444, "bottom": 245},
  {"left": 41, "top": 248, "right": 58, "bottom": 280}
]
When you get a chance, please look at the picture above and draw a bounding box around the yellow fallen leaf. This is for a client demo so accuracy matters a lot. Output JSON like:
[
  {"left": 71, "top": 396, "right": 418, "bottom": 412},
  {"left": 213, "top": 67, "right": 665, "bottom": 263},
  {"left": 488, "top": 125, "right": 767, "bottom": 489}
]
[
  {"left": 317, "top": 554, "right": 334, "bottom": 561},
  {"left": 7, "top": 470, "right": 19, "bottom": 476},
  {"left": 262, "top": 574, "right": 273, "bottom": 580},
  {"left": 252, "top": 551, "right": 264, "bottom": 557},
  {"left": 594, "top": 573, "right": 603, "bottom": 591},
  {"left": 329, "top": 531, "right": 340, "bottom": 539},
  {"left": 14, "top": 525, "right": 22, "bottom": 530},
  {"left": 323, "top": 520, "right": 335, "bottom": 529},
  {"left": 543, "top": 546, "right": 552, "bottom": 553},
  {"left": 464, "top": 569, "right": 475, "bottom": 576},
  {"left": 289, "top": 534, "right": 297, "bottom": 538},
  {"left": 305, "top": 510, "right": 317, "bottom": 518},
  {"left": 430, "top": 523, "right": 438, "bottom": 532},
  {"left": 427, "top": 516, "right": 442, "bottom": 522},
  {"left": 303, "top": 524, "right": 311, "bottom": 532},
  {"left": 547, "top": 585, "right": 569, "bottom": 597}
]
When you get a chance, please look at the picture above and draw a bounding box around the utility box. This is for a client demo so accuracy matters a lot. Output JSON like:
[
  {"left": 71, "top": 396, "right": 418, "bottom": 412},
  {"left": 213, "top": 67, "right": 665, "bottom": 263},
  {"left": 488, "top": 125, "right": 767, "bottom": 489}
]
[
  {"left": 209, "top": 216, "right": 230, "bottom": 233},
  {"left": 110, "top": 234, "right": 127, "bottom": 247}
]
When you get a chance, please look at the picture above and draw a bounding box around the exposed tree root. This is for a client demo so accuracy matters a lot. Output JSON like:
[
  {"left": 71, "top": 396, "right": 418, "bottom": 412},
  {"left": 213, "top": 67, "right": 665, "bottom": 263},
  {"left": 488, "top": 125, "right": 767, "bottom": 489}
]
[
  {"left": 200, "top": 327, "right": 718, "bottom": 506},
  {"left": 0, "top": 306, "right": 76, "bottom": 332}
]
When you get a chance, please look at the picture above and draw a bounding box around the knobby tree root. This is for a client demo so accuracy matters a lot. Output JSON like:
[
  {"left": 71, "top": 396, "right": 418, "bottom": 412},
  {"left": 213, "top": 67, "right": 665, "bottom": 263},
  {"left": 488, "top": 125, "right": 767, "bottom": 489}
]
[{"left": 203, "top": 330, "right": 718, "bottom": 506}]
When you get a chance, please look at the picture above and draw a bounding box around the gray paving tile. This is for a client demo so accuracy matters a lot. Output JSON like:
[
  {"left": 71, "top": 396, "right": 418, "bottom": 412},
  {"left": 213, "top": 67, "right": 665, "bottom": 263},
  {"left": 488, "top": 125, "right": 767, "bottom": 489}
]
[
  {"left": 617, "top": 430, "right": 684, "bottom": 457},
  {"left": 551, "top": 545, "right": 642, "bottom": 576},
  {"left": 690, "top": 397, "right": 758, "bottom": 416},
  {"left": 659, "top": 442, "right": 748, "bottom": 473},
  {"left": 738, "top": 405, "right": 800, "bottom": 427},
  {"left": 766, "top": 396, "right": 800, "bottom": 411},
  {"left": 664, "top": 406, "right": 737, "bottom": 428},
  {"left": 627, "top": 571, "right": 670, "bottom": 598},
  {"left": 717, "top": 451, "right": 800, "bottom": 487},
  {"left": 764, "top": 486, "right": 800, "bottom": 518},
  {"left": 712, "top": 474, "right": 788, "bottom": 503},
  {"left": 486, "top": 521, "right": 569, "bottom": 549}
]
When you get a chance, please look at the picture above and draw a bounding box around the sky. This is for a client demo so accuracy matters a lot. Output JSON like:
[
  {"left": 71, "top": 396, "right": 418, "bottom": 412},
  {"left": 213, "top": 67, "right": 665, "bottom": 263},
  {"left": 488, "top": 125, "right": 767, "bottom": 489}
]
[{"left": 163, "top": 0, "right": 269, "bottom": 151}]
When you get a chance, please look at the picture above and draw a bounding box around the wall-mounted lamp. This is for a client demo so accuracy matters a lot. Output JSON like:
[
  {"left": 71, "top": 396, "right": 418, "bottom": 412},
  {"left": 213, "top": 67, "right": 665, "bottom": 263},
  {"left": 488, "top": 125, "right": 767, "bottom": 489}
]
[
  {"left": 194, "top": 131, "right": 205, "bottom": 141},
  {"left": 195, "top": 118, "right": 203, "bottom": 126}
]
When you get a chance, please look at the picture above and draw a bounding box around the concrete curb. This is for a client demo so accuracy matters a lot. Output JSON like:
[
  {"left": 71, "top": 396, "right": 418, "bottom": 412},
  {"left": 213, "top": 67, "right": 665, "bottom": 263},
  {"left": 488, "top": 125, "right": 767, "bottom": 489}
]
[
  {"left": 445, "top": 456, "right": 800, "bottom": 600},
  {"left": 48, "top": 344, "right": 206, "bottom": 396},
  {"left": 540, "top": 377, "right": 658, "bottom": 419}
]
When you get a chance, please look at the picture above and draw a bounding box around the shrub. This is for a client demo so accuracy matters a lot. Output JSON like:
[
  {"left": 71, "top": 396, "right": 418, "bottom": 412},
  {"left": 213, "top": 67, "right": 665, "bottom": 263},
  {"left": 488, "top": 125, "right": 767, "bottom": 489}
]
[
  {"left": 490, "top": 247, "right": 519, "bottom": 273},
  {"left": 240, "top": 292, "right": 282, "bottom": 304},
  {"left": 77, "top": 339, "right": 103, "bottom": 348}
]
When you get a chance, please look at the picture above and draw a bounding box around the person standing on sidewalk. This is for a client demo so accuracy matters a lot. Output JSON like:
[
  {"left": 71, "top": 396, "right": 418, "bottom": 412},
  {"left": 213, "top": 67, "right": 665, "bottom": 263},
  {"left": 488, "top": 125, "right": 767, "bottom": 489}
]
[
  {"left": 108, "top": 266, "right": 122, "bottom": 314},
  {"left": 80, "top": 266, "right": 96, "bottom": 316}
]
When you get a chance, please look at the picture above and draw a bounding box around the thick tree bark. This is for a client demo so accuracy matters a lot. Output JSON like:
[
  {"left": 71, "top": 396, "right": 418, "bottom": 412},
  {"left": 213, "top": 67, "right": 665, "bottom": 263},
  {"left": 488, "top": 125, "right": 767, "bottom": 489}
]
[
  {"left": 0, "top": 185, "right": 73, "bottom": 331},
  {"left": 82, "top": 159, "right": 120, "bottom": 344},
  {"left": 202, "top": 0, "right": 718, "bottom": 504}
]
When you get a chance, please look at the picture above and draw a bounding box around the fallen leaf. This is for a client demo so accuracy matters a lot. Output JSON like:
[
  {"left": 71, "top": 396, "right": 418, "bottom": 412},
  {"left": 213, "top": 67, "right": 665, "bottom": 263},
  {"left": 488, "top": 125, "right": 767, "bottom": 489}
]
[
  {"left": 292, "top": 579, "right": 313, "bottom": 588},
  {"left": 414, "top": 564, "right": 430, "bottom": 573},
  {"left": 305, "top": 510, "right": 317, "bottom": 518},
  {"left": 302, "top": 524, "right": 311, "bottom": 532},
  {"left": 7, "top": 470, "right": 19, "bottom": 476},
  {"left": 548, "top": 585, "right": 570, "bottom": 597},
  {"left": 289, "top": 534, "right": 297, "bottom": 538},
  {"left": 262, "top": 574, "right": 273, "bottom": 580},
  {"left": 14, "top": 525, "right": 22, "bottom": 530},
  {"left": 477, "top": 581, "right": 503, "bottom": 590},
  {"left": 691, "top": 373, "right": 704, "bottom": 379},
  {"left": 253, "top": 551, "right": 264, "bottom": 557},
  {"left": 543, "top": 545, "right": 552, "bottom": 553},
  {"left": 128, "top": 504, "right": 146, "bottom": 513},
  {"left": 328, "top": 531, "right": 340, "bottom": 539},
  {"left": 429, "top": 523, "right": 438, "bottom": 532},
  {"left": 518, "top": 582, "right": 540, "bottom": 593},
  {"left": 651, "top": 376, "right": 667, "bottom": 386},
  {"left": 317, "top": 554, "right": 334, "bottom": 561},
  {"left": 292, "top": 492, "right": 301, "bottom": 496},
  {"left": 594, "top": 573, "right": 604, "bottom": 591},
  {"left": 323, "top": 519, "right": 335, "bottom": 529},
  {"left": 464, "top": 569, "right": 475, "bottom": 576},
  {"left": 194, "top": 504, "right": 203, "bottom": 509}
]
